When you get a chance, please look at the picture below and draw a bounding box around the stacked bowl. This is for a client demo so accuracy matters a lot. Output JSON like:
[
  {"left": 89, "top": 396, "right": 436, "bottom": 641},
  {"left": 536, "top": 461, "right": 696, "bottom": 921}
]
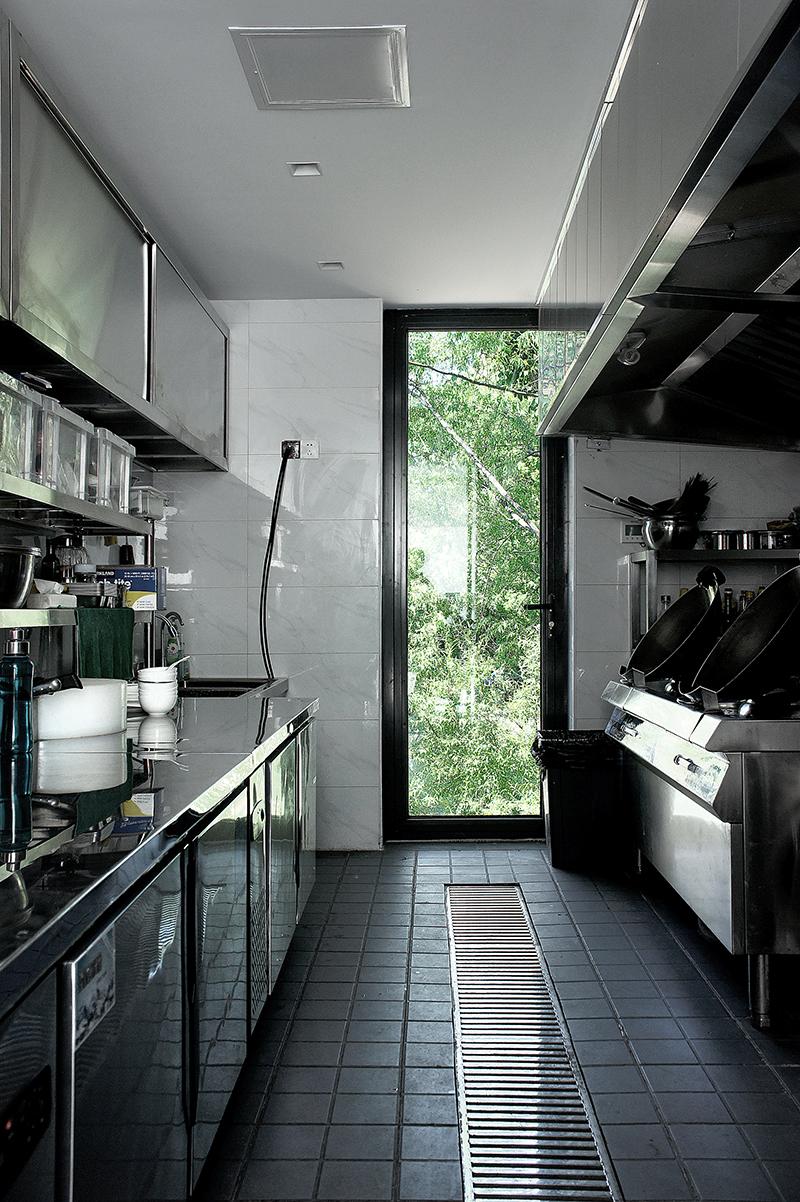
[{"left": 137, "top": 665, "right": 179, "bottom": 715}]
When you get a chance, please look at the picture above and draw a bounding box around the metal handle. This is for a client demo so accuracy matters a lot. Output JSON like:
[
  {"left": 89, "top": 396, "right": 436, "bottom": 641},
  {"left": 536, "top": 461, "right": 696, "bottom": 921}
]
[
  {"left": 674, "top": 754, "right": 699, "bottom": 773},
  {"left": 619, "top": 719, "right": 639, "bottom": 738}
]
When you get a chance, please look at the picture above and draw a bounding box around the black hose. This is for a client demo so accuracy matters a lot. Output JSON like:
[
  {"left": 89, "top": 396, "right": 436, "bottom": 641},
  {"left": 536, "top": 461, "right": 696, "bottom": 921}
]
[{"left": 259, "top": 447, "right": 292, "bottom": 679}]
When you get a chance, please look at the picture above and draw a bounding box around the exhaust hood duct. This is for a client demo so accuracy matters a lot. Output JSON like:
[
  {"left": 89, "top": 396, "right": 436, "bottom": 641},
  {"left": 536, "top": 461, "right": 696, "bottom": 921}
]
[
  {"left": 540, "top": 9, "right": 800, "bottom": 450},
  {"left": 229, "top": 26, "right": 410, "bottom": 110}
]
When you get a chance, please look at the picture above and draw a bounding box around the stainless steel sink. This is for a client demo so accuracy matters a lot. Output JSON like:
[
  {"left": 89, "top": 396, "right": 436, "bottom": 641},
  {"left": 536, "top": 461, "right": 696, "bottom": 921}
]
[{"left": 178, "top": 677, "right": 283, "bottom": 698}]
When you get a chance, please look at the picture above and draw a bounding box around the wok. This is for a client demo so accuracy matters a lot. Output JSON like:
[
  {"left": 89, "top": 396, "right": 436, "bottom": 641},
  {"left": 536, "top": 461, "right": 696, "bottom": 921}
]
[
  {"left": 689, "top": 565, "right": 800, "bottom": 705},
  {"left": 623, "top": 566, "right": 725, "bottom": 690}
]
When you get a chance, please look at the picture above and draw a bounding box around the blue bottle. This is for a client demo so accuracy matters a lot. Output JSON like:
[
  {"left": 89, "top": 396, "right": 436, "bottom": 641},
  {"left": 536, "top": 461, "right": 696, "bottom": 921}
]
[{"left": 0, "top": 630, "right": 34, "bottom": 756}]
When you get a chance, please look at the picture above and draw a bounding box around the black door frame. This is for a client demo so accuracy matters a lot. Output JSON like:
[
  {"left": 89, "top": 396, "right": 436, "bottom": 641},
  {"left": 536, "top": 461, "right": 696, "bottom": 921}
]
[{"left": 382, "top": 308, "right": 569, "bottom": 841}]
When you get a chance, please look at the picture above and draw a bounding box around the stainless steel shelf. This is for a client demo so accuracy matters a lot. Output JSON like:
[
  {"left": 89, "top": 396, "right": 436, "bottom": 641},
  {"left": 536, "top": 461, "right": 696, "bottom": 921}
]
[
  {"left": 0, "top": 608, "right": 76, "bottom": 628},
  {"left": 0, "top": 472, "right": 152, "bottom": 536},
  {"left": 629, "top": 549, "right": 800, "bottom": 563}
]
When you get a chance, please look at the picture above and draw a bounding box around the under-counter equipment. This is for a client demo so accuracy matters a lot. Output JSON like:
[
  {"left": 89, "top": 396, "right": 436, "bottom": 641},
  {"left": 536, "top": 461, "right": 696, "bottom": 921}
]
[
  {"left": 0, "top": 971, "right": 56, "bottom": 1201},
  {"left": 604, "top": 679, "right": 800, "bottom": 1027}
]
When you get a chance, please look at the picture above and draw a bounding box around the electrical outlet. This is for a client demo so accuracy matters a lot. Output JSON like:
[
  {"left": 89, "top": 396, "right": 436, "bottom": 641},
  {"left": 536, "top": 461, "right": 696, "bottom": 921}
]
[
  {"left": 620, "top": 521, "right": 644, "bottom": 544},
  {"left": 300, "top": 440, "right": 319, "bottom": 459},
  {"left": 281, "top": 440, "right": 300, "bottom": 458}
]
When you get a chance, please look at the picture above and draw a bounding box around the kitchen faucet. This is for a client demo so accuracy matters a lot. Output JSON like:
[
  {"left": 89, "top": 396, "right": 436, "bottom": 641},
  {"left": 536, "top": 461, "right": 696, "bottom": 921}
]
[{"left": 153, "top": 611, "right": 186, "bottom": 677}]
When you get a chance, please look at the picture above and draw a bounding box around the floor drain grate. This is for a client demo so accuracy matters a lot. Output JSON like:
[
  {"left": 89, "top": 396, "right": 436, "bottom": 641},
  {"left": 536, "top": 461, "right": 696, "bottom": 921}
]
[{"left": 446, "top": 884, "right": 617, "bottom": 1202}]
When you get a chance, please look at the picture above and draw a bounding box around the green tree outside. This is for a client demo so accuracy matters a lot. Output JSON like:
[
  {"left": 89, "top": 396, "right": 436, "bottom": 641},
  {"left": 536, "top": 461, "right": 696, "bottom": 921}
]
[{"left": 407, "top": 329, "right": 541, "bottom": 817}]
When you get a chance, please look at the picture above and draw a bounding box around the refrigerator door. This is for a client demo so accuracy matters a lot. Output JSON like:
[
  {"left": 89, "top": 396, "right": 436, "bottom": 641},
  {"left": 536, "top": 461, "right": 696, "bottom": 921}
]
[
  {"left": 191, "top": 786, "right": 248, "bottom": 1189},
  {"left": 64, "top": 857, "right": 186, "bottom": 1202},
  {"left": 269, "top": 741, "right": 297, "bottom": 990},
  {"left": 297, "top": 720, "right": 317, "bottom": 920},
  {"left": 249, "top": 762, "right": 269, "bottom": 1032},
  {"left": 0, "top": 971, "right": 57, "bottom": 1202}
]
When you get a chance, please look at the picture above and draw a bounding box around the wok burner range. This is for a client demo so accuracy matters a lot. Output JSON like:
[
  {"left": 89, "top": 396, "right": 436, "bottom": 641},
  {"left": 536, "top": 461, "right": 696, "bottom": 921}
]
[{"left": 604, "top": 679, "right": 800, "bottom": 1028}]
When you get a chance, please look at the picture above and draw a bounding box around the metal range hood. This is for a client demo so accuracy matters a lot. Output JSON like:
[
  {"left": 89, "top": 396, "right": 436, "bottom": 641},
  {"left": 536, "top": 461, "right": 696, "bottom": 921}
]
[{"left": 540, "top": 8, "right": 800, "bottom": 450}]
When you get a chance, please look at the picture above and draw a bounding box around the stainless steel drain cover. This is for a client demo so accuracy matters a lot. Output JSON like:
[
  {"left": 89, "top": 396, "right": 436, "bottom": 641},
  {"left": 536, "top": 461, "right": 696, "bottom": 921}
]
[{"left": 446, "top": 884, "right": 617, "bottom": 1202}]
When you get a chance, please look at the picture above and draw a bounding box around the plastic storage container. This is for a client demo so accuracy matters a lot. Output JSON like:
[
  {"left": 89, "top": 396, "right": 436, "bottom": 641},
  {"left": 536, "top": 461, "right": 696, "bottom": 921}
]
[
  {"left": 39, "top": 397, "right": 94, "bottom": 498},
  {"left": 0, "top": 372, "right": 44, "bottom": 481},
  {"left": 128, "top": 484, "right": 167, "bottom": 519},
  {"left": 88, "top": 428, "right": 136, "bottom": 511}
]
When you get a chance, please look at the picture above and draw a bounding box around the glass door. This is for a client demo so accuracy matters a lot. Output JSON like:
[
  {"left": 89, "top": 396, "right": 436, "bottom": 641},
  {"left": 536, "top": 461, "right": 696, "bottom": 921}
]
[{"left": 383, "top": 313, "right": 562, "bottom": 839}]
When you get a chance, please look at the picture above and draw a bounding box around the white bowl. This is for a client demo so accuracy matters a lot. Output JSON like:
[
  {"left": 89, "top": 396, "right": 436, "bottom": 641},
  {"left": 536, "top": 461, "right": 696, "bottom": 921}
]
[
  {"left": 138, "top": 666, "right": 178, "bottom": 682},
  {"left": 138, "top": 682, "right": 178, "bottom": 716},
  {"left": 137, "top": 715, "right": 178, "bottom": 750}
]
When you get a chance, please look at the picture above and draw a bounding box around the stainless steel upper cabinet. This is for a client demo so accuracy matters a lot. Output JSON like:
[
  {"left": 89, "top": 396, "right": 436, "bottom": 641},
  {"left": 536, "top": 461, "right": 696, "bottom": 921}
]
[
  {"left": 14, "top": 72, "right": 148, "bottom": 407},
  {"left": 152, "top": 247, "right": 228, "bottom": 461}
]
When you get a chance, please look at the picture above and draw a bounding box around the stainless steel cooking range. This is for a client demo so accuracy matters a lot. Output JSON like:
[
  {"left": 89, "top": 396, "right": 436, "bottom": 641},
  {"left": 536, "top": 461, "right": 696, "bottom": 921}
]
[{"left": 601, "top": 563, "right": 800, "bottom": 1030}]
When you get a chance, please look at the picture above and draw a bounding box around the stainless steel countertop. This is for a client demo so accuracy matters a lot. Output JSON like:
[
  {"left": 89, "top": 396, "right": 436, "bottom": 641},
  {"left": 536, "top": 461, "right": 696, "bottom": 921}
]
[{"left": 0, "top": 686, "right": 319, "bottom": 1018}]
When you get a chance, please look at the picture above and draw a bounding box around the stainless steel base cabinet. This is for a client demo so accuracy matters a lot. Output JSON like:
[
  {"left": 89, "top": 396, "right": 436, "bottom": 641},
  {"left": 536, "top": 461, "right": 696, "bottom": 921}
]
[
  {"left": 189, "top": 787, "right": 248, "bottom": 1191},
  {"left": 0, "top": 972, "right": 57, "bottom": 1202},
  {"left": 62, "top": 858, "right": 186, "bottom": 1202},
  {"left": 269, "top": 741, "right": 297, "bottom": 990},
  {"left": 249, "top": 763, "right": 269, "bottom": 1032}
]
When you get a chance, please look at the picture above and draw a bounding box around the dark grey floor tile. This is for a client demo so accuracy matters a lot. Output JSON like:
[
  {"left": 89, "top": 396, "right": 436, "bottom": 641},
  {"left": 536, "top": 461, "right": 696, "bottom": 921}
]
[
  {"left": 238, "top": 1158, "right": 318, "bottom": 1200},
  {"left": 263, "top": 1093, "right": 332, "bottom": 1124},
  {"left": 290, "top": 1020, "right": 347, "bottom": 1042},
  {"left": 676, "top": 1016, "right": 745, "bottom": 1041},
  {"left": 341, "top": 1042, "right": 401, "bottom": 1067},
  {"left": 407, "top": 1001, "right": 452, "bottom": 1022},
  {"left": 632, "top": 1038, "right": 698, "bottom": 1065},
  {"left": 613, "top": 999, "right": 672, "bottom": 1019},
  {"left": 406, "top": 1020, "right": 454, "bottom": 1043},
  {"left": 408, "top": 983, "right": 452, "bottom": 1003},
  {"left": 707, "top": 1065, "right": 783, "bottom": 1093},
  {"left": 347, "top": 1019, "right": 404, "bottom": 1042},
  {"left": 574, "top": 1040, "right": 635, "bottom": 1066},
  {"left": 331, "top": 1093, "right": 399, "bottom": 1125},
  {"left": 350, "top": 1000, "right": 405, "bottom": 1021},
  {"left": 281, "top": 1043, "right": 342, "bottom": 1068},
  {"left": 723, "top": 1093, "right": 800, "bottom": 1124},
  {"left": 686, "top": 1157, "right": 780, "bottom": 1200},
  {"left": 409, "top": 967, "right": 450, "bottom": 984},
  {"left": 690, "top": 1038, "right": 764, "bottom": 1065},
  {"left": 358, "top": 965, "right": 408, "bottom": 983},
  {"left": 402, "top": 1125, "right": 460, "bottom": 1160},
  {"left": 270, "top": 1067, "right": 337, "bottom": 1093},
  {"left": 606, "top": 980, "right": 661, "bottom": 1000},
  {"left": 643, "top": 1064, "right": 714, "bottom": 1093},
  {"left": 318, "top": 1158, "right": 393, "bottom": 1200},
  {"left": 612, "top": 1158, "right": 692, "bottom": 1201},
  {"left": 567, "top": 1018, "right": 622, "bottom": 1040},
  {"left": 354, "top": 982, "right": 407, "bottom": 1001},
  {"left": 302, "top": 982, "right": 354, "bottom": 1001},
  {"left": 549, "top": 980, "right": 605, "bottom": 999},
  {"left": 670, "top": 1122, "right": 753, "bottom": 1160},
  {"left": 763, "top": 1160, "right": 800, "bottom": 1202},
  {"left": 741, "top": 1124, "right": 800, "bottom": 1159},
  {"left": 593, "top": 1093, "right": 659, "bottom": 1124},
  {"left": 655, "top": 1091, "right": 734, "bottom": 1124},
  {"left": 402, "top": 1093, "right": 458, "bottom": 1125},
  {"left": 622, "top": 1017, "right": 684, "bottom": 1040},
  {"left": 404, "top": 1067, "right": 455, "bottom": 1094},
  {"left": 561, "top": 998, "right": 615, "bottom": 1020},
  {"left": 582, "top": 1065, "right": 647, "bottom": 1093},
  {"left": 601, "top": 1123, "right": 674, "bottom": 1159},
  {"left": 337, "top": 1066, "right": 400, "bottom": 1094},
  {"left": 324, "top": 1124, "right": 396, "bottom": 1161},
  {"left": 547, "top": 964, "right": 599, "bottom": 982},
  {"left": 399, "top": 1159, "right": 462, "bottom": 1200},
  {"left": 252, "top": 1124, "right": 326, "bottom": 1160},
  {"left": 404, "top": 1041, "right": 454, "bottom": 1067}
]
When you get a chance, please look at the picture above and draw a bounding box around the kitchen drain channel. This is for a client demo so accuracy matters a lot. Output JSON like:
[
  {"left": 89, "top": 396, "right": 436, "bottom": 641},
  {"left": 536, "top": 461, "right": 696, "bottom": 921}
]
[{"left": 446, "top": 884, "right": 618, "bottom": 1202}]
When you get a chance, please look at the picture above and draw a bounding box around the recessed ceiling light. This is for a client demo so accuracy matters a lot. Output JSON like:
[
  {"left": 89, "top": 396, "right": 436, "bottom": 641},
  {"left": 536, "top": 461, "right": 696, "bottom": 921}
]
[
  {"left": 288, "top": 162, "right": 322, "bottom": 177},
  {"left": 317, "top": 261, "right": 344, "bottom": 271},
  {"left": 229, "top": 26, "right": 410, "bottom": 110}
]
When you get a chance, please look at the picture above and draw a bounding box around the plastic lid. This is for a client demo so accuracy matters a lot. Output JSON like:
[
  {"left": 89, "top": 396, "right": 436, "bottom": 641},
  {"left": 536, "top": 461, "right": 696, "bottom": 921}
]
[{"left": 40, "top": 396, "right": 96, "bottom": 433}]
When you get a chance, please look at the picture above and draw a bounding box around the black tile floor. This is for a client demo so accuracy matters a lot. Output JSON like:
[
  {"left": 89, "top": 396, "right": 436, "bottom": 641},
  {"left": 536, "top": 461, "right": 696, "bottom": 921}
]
[{"left": 196, "top": 844, "right": 800, "bottom": 1202}]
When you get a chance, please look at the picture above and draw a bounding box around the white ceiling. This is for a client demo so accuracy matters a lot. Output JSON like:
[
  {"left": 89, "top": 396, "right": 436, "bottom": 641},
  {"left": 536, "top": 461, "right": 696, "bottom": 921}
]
[{"left": 5, "top": 0, "right": 634, "bottom": 305}]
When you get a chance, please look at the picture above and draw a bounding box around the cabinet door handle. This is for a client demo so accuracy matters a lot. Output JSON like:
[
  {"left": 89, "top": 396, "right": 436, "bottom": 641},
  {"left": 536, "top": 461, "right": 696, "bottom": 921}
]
[{"left": 674, "top": 754, "right": 699, "bottom": 773}]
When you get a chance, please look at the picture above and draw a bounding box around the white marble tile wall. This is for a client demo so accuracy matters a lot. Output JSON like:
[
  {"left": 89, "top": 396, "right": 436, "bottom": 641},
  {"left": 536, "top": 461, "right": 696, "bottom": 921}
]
[
  {"left": 155, "top": 298, "right": 383, "bottom": 850},
  {"left": 570, "top": 437, "right": 800, "bottom": 728}
]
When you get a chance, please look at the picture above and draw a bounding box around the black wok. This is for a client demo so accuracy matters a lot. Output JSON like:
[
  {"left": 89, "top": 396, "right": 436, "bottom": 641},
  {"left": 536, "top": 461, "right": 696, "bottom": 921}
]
[
  {"left": 623, "top": 566, "right": 725, "bottom": 690},
  {"left": 689, "top": 565, "right": 800, "bottom": 705}
]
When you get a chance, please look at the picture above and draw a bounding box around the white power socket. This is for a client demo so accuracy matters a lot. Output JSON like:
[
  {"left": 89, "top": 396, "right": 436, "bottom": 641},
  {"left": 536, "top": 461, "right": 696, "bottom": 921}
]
[{"left": 300, "top": 440, "right": 319, "bottom": 459}]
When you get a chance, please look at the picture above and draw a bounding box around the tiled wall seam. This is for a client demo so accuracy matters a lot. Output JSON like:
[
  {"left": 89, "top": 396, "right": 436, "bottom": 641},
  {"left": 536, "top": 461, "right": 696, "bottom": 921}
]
[{"left": 155, "top": 299, "right": 383, "bottom": 850}]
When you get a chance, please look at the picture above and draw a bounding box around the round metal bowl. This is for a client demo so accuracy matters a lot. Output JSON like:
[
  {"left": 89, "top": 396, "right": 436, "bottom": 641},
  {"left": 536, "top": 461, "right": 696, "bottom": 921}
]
[
  {"left": 642, "top": 516, "right": 699, "bottom": 551},
  {"left": 0, "top": 545, "right": 41, "bottom": 608}
]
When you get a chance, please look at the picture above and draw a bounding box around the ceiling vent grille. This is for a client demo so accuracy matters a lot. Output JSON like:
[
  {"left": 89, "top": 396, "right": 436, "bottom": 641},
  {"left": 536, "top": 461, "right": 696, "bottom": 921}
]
[{"left": 230, "top": 26, "right": 410, "bottom": 110}]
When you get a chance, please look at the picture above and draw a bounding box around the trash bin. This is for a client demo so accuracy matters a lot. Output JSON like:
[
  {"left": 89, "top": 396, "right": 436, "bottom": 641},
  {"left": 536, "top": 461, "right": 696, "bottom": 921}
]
[{"left": 532, "top": 729, "right": 623, "bottom": 872}]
